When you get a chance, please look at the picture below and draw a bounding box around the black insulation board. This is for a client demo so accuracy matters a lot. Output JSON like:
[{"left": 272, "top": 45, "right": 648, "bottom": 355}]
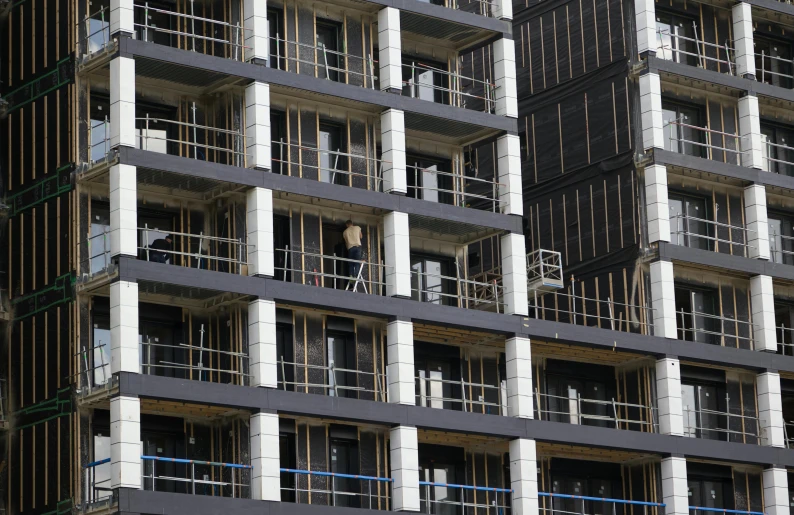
[{"left": 357, "top": 321, "right": 375, "bottom": 401}]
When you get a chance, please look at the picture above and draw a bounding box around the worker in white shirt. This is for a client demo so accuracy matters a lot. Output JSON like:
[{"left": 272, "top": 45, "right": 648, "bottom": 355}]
[{"left": 343, "top": 220, "right": 364, "bottom": 285}]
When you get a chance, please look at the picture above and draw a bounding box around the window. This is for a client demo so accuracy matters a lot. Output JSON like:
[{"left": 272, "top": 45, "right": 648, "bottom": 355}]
[
  {"left": 271, "top": 110, "right": 288, "bottom": 175},
  {"left": 414, "top": 343, "right": 462, "bottom": 410},
  {"left": 327, "top": 329, "right": 357, "bottom": 398},
  {"left": 134, "top": 1, "right": 175, "bottom": 47},
  {"left": 776, "top": 302, "right": 794, "bottom": 355},
  {"left": 329, "top": 436, "right": 360, "bottom": 507},
  {"left": 681, "top": 382, "right": 727, "bottom": 440},
  {"left": 89, "top": 202, "right": 111, "bottom": 274},
  {"left": 319, "top": 122, "right": 347, "bottom": 184},
  {"left": 90, "top": 95, "right": 111, "bottom": 163},
  {"left": 92, "top": 316, "right": 112, "bottom": 386},
  {"left": 419, "top": 446, "right": 465, "bottom": 515},
  {"left": 402, "top": 56, "right": 449, "bottom": 104},
  {"left": 87, "top": 431, "right": 111, "bottom": 503},
  {"left": 668, "top": 192, "right": 712, "bottom": 250},
  {"left": 655, "top": 10, "right": 699, "bottom": 67},
  {"left": 662, "top": 101, "right": 705, "bottom": 157},
  {"left": 86, "top": 0, "right": 110, "bottom": 54},
  {"left": 761, "top": 123, "right": 794, "bottom": 176},
  {"left": 406, "top": 154, "right": 454, "bottom": 204},
  {"left": 268, "top": 8, "right": 286, "bottom": 70},
  {"left": 316, "top": 19, "right": 343, "bottom": 82},
  {"left": 675, "top": 285, "right": 721, "bottom": 345},
  {"left": 768, "top": 211, "right": 794, "bottom": 264},
  {"left": 754, "top": 36, "right": 793, "bottom": 89},
  {"left": 279, "top": 431, "right": 297, "bottom": 502},
  {"left": 410, "top": 255, "right": 453, "bottom": 305}
]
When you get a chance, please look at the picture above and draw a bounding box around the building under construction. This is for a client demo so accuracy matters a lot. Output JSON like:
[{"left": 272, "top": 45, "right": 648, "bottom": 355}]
[{"left": 2, "top": 0, "right": 794, "bottom": 514}]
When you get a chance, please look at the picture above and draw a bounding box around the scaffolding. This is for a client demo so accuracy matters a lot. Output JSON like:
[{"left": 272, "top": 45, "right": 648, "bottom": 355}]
[{"left": 526, "top": 249, "right": 563, "bottom": 292}]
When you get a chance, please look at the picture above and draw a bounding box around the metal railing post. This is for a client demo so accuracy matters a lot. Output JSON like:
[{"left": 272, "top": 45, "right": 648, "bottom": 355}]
[
  {"left": 232, "top": 467, "right": 236, "bottom": 498},
  {"left": 191, "top": 462, "right": 196, "bottom": 494},
  {"left": 331, "top": 474, "right": 336, "bottom": 506}
]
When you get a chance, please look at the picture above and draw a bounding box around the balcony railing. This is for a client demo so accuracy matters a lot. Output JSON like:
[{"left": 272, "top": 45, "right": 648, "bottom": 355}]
[
  {"left": 656, "top": 26, "right": 735, "bottom": 75},
  {"left": 277, "top": 359, "right": 388, "bottom": 401},
  {"left": 137, "top": 114, "right": 246, "bottom": 166},
  {"left": 415, "top": 374, "right": 507, "bottom": 415},
  {"left": 411, "top": 268, "right": 503, "bottom": 312},
  {"left": 664, "top": 118, "right": 744, "bottom": 164},
  {"left": 134, "top": 3, "right": 248, "bottom": 60},
  {"left": 79, "top": 5, "right": 111, "bottom": 58},
  {"left": 0, "top": 379, "right": 6, "bottom": 426},
  {"left": 676, "top": 308, "right": 755, "bottom": 348},
  {"left": 269, "top": 34, "right": 378, "bottom": 88},
  {"left": 784, "top": 422, "right": 794, "bottom": 448},
  {"left": 539, "top": 492, "right": 666, "bottom": 515},
  {"left": 78, "top": 228, "right": 112, "bottom": 278},
  {"left": 271, "top": 139, "right": 384, "bottom": 191},
  {"left": 528, "top": 288, "right": 655, "bottom": 335},
  {"left": 683, "top": 404, "right": 761, "bottom": 442},
  {"left": 670, "top": 214, "right": 753, "bottom": 257},
  {"left": 763, "top": 139, "right": 794, "bottom": 175},
  {"left": 406, "top": 163, "right": 504, "bottom": 212},
  {"left": 74, "top": 343, "right": 111, "bottom": 394},
  {"left": 280, "top": 468, "right": 392, "bottom": 509},
  {"left": 274, "top": 247, "right": 387, "bottom": 294},
  {"left": 138, "top": 226, "right": 251, "bottom": 274},
  {"left": 420, "top": 481, "right": 511, "bottom": 515},
  {"left": 756, "top": 50, "right": 794, "bottom": 87},
  {"left": 141, "top": 337, "right": 249, "bottom": 385},
  {"left": 402, "top": 61, "right": 496, "bottom": 114},
  {"left": 534, "top": 391, "right": 657, "bottom": 432},
  {"left": 142, "top": 456, "right": 252, "bottom": 497},
  {"left": 84, "top": 458, "right": 112, "bottom": 509},
  {"left": 690, "top": 508, "right": 764, "bottom": 515}
]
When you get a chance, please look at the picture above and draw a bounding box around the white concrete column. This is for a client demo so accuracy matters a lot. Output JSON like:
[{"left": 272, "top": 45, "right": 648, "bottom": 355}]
[
  {"left": 501, "top": 233, "right": 529, "bottom": 316},
  {"left": 110, "top": 280, "right": 139, "bottom": 375},
  {"left": 650, "top": 260, "right": 677, "bottom": 338},
  {"left": 492, "top": 0, "right": 512, "bottom": 21},
  {"left": 378, "top": 8, "right": 402, "bottom": 92},
  {"left": 758, "top": 372, "right": 785, "bottom": 447},
  {"left": 246, "top": 187, "right": 274, "bottom": 277},
  {"left": 382, "top": 109, "right": 407, "bottom": 194},
  {"left": 509, "top": 438, "right": 538, "bottom": 515},
  {"left": 656, "top": 358, "right": 684, "bottom": 436},
  {"left": 497, "top": 134, "right": 523, "bottom": 216},
  {"left": 494, "top": 39, "right": 518, "bottom": 118},
  {"left": 645, "top": 164, "right": 670, "bottom": 244},
  {"left": 732, "top": 3, "right": 756, "bottom": 79},
  {"left": 110, "top": 395, "right": 141, "bottom": 489},
  {"left": 390, "top": 426, "right": 420, "bottom": 512},
  {"left": 251, "top": 412, "right": 280, "bottom": 501},
  {"left": 387, "top": 319, "right": 415, "bottom": 405},
  {"left": 635, "top": 0, "right": 656, "bottom": 56},
  {"left": 110, "top": 164, "right": 138, "bottom": 258},
  {"left": 110, "top": 0, "right": 134, "bottom": 36},
  {"left": 245, "top": 82, "right": 271, "bottom": 171},
  {"left": 110, "top": 57, "right": 136, "bottom": 149},
  {"left": 763, "top": 467, "right": 790, "bottom": 515},
  {"left": 739, "top": 94, "right": 764, "bottom": 170},
  {"left": 745, "top": 184, "right": 770, "bottom": 260},
  {"left": 248, "top": 299, "right": 277, "bottom": 388},
  {"left": 506, "top": 337, "right": 533, "bottom": 419},
  {"left": 640, "top": 72, "right": 664, "bottom": 151},
  {"left": 661, "top": 457, "right": 689, "bottom": 515},
  {"left": 385, "top": 211, "right": 411, "bottom": 297},
  {"left": 751, "top": 275, "right": 777, "bottom": 353},
  {"left": 244, "top": 0, "right": 269, "bottom": 63}
]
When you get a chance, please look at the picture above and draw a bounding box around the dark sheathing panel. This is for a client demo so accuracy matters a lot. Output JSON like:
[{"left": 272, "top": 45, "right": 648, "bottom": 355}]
[
  {"left": 357, "top": 321, "right": 375, "bottom": 401},
  {"left": 301, "top": 108, "right": 319, "bottom": 181},
  {"left": 289, "top": 106, "right": 301, "bottom": 178},
  {"left": 728, "top": 193, "right": 745, "bottom": 256},
  {"left": 747, "top": 473, "right": 763, "bottom": 512},
  {"left": 735, "top": 287, "right": 752, "bottom": 346},
  {"left": 734, "top": 470, "right": 749, "bottom": 510},
  {"left": 298, "top": 7, "right": 315, "bottom": 78},
  {"left": 294, "top": 311, "right": 307, "bottom": 390},
  {"left": 350, "top": 118, "right": 368, "bottom": 189},
  {"left": 727, "top": 378, "right": 744, "bottom": 442},
  {"left": 347, "top": 16, "right": 365, "bottom": 88},
  {"left": 304, "top": 213, "right": 322, "bottom": 286},
  {"left": 310, "top": 425, "right": 329, "bottom": 504},
  {"left": 307, "top": 312, "right": 325, "bottom": 395},
  {"left": 297, "top": 423, "right": 310, "bottom": 503},
  {"left": 741, "top": 380, "right": 759, "bottom": 445},
  {"left": 286, "top": 6, "right": 298, "bottom": 74},
  {"left": 482, "top": 356, "right": 500, "bottom": 412},
  {"left": 359, "top": 430, "right": 378, "bottom": 499}
]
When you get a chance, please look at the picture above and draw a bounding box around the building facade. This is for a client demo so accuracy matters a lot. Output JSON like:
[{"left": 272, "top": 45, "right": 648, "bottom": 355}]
[{"left": 0, "top": 0, "right": 793, "bottom": 514}]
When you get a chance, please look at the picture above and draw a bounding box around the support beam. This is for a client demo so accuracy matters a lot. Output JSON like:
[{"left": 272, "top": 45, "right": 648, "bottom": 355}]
[
  {"left": 111, "top": 281, "right": 140, "bottom": 375},
  {"left": 110, "top": 164, "right": 138, "bottom": 258},
  {"left": 245, "top": 82, "right": 271, "bottom": 171},
  {"left": 661, "top": 457, "right": 688, "bottom": 515},
  {"left": 635, "top": 0, "right": 656, "bottom": 57},
  {"left": 246, "top": 187, "right": 274, "bottom": 277},
  {"left": 390, "top": 426, "right": 420, "bottom": 512},
  {"left": 645, "top": 164, "right": 670, "bottom": 244},
  {"left": 385, "top": 212, "right": 411, "bottom": 297},
  {"left": 656, "top": 358, "right": 684, "bottom": 436},
  {"left": 382, "top": 109, "right": 407, "bottom": 194},
  {"left": 493, "top": 38, "right": 518, "bottom": 118},
  {"left": 378, "top": 8, "right": 402, "bottom": 93},
  {"left": 111, "top": 396, "right": 141, "bottom": 489},
  {"left": 751, "top": 275, "right": 777, "bottom": 353},
  {"left": 243, "top": 0, "right": 269, "bottom": 63},
  {"left": 744, "top": 184, "right": 769, "bottom": 260},
  {"left": 248, "top": 299, "right": 277, "bottom": 389},
  {"left": 509, "top": 438, "right": 538, "bottom": 515},
  {"left": 110, "top": 57, "right": 136, "bottom": 149},
  {"left": 497, "top": 134, "right": 522, "bottom": 216},
  {"left": 758, "top": 372, "right": 785, "bottom": 447},
  {"left": 387, "top": 319, "right": 415, "bottom": 405},
  {"left": 506, "top": 337, "right": 533, "bottom": 419},
  {"left": 501, "top": 233, "right": 528, "bottom": 316},
  {"left": 739, "top": 94, "right": 764, "bottom": 170},
  {"left": 763, "top": 467, "right": 789, "bottom": 515},
  {"left": 650, "top": 260, "right": 676, "bottom": 339},
  {"left": 110, "top": 0, "right": 134, "bottom": 37},
  {"left": 251, "top": 412, "right": 281, "bottom": 501},
  {"left": 732, "top": 3, "right": 756, "bottom": 79},
  {"left": 639, "top": 72, "right": 664, "bottom": 151}
]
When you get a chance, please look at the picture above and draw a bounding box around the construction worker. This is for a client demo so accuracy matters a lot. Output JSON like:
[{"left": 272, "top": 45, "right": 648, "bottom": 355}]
[
  {"left": 148, "top": 234, "right": 173, "bottom": 264},
  {"left": 343, "top": 220, "right": 363, "bottom": 286}
]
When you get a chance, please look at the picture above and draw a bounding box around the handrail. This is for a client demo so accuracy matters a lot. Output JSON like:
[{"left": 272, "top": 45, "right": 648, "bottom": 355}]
[
  {"left": 79, "top": 5, "right": 111, "bottom": 56},
  {"left": 402, "top": 61, "right": 497, "bottom": 113},
  {"left": 415, "top": 374, "right": 506, "bottom": 415},
  {"left": 274, "top": 247, "right": 388, "bottom": 294},
  {"left": 280, "top": 467, "right": 392, "bottom": 509},
  {"left": 655, "top": 26, "right": 734, "bottom": 74},
  {"left": 141, "top": 339, "right": 249, "bottom": 383},
  {"left": 689, "top": 507, "right": 764, "bottom": 515},
  {"left": 78, "top": 227, "right": 112, "bottom": 276},
  {"left": 141, "top": 455, "right": 252, "bottom": 469},
  {"left": 676, "top": 308, "right": 755, "bottom": 347},
  {"left": 277, "top": 358, "right": 388, "bottom": 401},
  {"left": 682, "top": 404, "right": 761, "bottom": 441},
  {"left": 539, "top": 493, "right": 665, "bottom": 507},
  {"left": 85, "top": 458, "right": 111, "bottom": 468},
  {"left": 411, "top": 268, "right": 503, "bottom": 312},
  {"left": 756, "top": 49, "right": 794, "bottom": 84},
  {"left": 534, "top": 390, "right": 657, "bottom": 430},
  {"left": 280, "top": 468, "right": 392, "bottom": 482},
  {"left": 419, "top": 481, "right": 511, "bottom": 493},
  {"left": 405, "top": 162, "right": 505, "bottom": 212},
  {"left": 138, "top": 225, "right": 250, "bottom": 274},
  {"left": 669, "top": 213, "right": 754, "bottom": 256},
  {"left": 664, "top": 118, "right": 745, "bottom": 159}
]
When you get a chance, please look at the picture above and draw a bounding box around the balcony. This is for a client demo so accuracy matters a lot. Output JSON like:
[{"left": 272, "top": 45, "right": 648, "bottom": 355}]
[
  {"left": 669, "top": 213, "right": 753, "bottom": 258},
  {"left": 280, "top": 469, "right": 392, "bottom": 509},
  {"left": 419, "top": 481, "right": 511, "bottom": 515},
  {"left": 410, "top": 264, "right": 504, "bottom": 312},
  {"left": 662, "top": 116, "right": 744, "bottom": 167},
  {"left": 401, "top": 59, "right": 496, "bottom": 114},
  {"left": 539, "top": 493, "right": 665, "bottom": 515},
  {"left": 675, "top": 282, "right": 754, "bottom": 350},
  {"left": 655, "top": 23, "right": 736, "bottom": 77}
]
